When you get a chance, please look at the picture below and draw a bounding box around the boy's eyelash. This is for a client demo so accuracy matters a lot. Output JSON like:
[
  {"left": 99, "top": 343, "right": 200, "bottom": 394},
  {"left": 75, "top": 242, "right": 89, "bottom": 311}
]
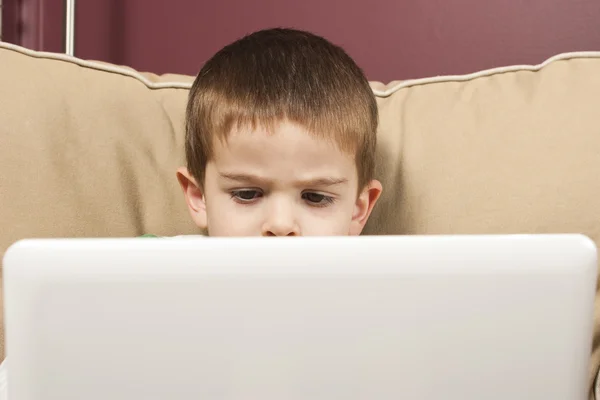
[
  {"left": 310, "top": 197, "right": 335, "bottom": 208},
  {"left": 302, "top": 192, "right": 336, "bottom": 208},
  {"left": 230, "top": 189, "right": 262, "bottom": 202},
  {"left": 229, "top": 190, "right": 336, "bottom": 207}
]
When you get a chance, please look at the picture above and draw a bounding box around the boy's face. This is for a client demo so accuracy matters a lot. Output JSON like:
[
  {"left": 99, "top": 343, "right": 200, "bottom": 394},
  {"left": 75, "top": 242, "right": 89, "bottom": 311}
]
[{"left": 177, "top": 121, "right": 381, "bottom": 236}]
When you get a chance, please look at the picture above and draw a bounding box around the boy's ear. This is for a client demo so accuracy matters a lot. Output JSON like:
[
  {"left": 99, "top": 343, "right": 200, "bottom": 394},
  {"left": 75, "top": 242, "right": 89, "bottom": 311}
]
[
  {"left": 176, "top": 167, "right": 208, "bottom": 230},
  {"left": 349, "top": 179, "right": 383, "bottom": 236}
]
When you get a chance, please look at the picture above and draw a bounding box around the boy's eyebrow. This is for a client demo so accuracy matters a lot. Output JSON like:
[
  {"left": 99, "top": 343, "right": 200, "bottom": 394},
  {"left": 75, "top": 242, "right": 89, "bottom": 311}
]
[
  {"left": 298, "top": 177, "right": 348, "bottom": 187},
  {"left": 219, "top": 172, "right": 348, "bottom": 187},
  {"left": 219, "top": 173, "right": 271, "bottom": 184}
]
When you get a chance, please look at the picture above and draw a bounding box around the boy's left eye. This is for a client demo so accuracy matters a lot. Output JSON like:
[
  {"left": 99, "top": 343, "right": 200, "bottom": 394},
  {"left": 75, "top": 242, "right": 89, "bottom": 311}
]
[{"left": 302, "top": 192, "right": 334, "bottom": 207}]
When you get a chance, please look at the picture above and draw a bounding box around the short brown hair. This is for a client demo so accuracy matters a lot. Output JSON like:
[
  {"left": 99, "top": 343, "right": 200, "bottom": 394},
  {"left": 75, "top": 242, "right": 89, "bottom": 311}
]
[{"left": 185, "top": 28, "right": 378, "bottom": 189}]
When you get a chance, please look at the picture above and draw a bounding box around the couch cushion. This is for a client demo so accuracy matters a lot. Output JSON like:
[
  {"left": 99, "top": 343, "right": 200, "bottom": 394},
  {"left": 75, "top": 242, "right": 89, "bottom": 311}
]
[
  {"left": 2, "top": 42, "right": 600, "bottom": 396},
  {"left": 0, "top": 44, "right": 199, "bottom": 245}
]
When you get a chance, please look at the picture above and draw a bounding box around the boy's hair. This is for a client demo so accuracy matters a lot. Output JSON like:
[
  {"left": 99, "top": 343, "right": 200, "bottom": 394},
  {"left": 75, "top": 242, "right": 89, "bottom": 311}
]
[{"left": 185, "top": 28, "right": 378, "bottom": 189}]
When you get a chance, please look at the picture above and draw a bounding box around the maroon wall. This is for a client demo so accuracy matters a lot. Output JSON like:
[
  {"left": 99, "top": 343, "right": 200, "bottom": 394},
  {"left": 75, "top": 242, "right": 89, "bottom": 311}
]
[{"left": 4, "top": 0, "right": 600, "bottom": 82}]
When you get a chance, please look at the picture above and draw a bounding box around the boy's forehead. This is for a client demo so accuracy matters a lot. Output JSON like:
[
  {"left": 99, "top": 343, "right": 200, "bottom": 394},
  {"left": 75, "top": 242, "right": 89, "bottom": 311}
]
[{"left": 210, "top": 121, "right": 358, "bottom": 180}]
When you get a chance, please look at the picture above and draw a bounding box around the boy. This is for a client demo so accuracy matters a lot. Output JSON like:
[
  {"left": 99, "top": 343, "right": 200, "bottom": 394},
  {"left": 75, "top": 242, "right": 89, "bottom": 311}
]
[
  {"left": 0, "top": 28, "right": 382, "bottom": 398},
  {"left": 175, "top": 28, "right": 382, "bottom": 236}
]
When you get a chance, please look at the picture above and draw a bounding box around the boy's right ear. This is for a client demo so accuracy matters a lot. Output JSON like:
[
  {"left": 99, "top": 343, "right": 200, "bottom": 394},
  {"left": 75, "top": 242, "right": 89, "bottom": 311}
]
[{"left": 176, "top": 167, "right": 208, "bottom": 230}]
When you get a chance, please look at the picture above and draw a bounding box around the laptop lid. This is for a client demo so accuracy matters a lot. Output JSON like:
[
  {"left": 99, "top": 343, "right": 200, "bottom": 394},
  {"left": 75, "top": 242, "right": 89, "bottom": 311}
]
[{"left": 3, "top": 234, "right": 597, "bottom": 400}]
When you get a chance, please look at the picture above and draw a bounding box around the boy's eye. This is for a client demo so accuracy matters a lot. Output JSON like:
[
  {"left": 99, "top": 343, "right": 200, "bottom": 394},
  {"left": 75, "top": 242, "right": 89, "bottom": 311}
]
[
  {"left": 302, "top": 192, "right": 334, "bottom": 207},
  {"left": 231, "top": 190, "right": 262, "bottom": 202}
]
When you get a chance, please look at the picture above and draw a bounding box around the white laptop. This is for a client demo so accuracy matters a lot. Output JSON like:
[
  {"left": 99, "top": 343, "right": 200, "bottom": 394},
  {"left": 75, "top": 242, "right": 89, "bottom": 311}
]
[{"left": 2, "top": 234, "right": 597, "bottom": 400}]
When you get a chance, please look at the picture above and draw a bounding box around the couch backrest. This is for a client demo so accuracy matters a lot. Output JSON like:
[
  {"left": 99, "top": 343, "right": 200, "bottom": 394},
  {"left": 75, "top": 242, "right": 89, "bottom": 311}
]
[
  {"left": 2, "top": 42, "right": 600, "bottom": 396},
  {"left": 0, "top": 44, "right": 197, "bottom": 245}
]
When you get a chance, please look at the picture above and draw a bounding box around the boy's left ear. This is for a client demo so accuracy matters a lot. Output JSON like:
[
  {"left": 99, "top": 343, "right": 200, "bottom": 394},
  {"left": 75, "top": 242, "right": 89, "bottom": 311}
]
[{"left": 349, "top": 179, "right": 383, "bottom": 235}]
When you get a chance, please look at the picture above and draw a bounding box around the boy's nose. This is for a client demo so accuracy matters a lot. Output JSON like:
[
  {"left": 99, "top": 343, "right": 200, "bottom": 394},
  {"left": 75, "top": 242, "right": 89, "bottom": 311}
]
[{"left": 262, "top": 201, "right": 300, "bottom": 237}]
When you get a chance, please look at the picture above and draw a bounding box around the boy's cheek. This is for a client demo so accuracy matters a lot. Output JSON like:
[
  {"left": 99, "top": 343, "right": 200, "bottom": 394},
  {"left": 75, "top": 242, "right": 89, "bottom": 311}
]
[{"left": 207, "top": 205, "right": 258, "bottom": 236}]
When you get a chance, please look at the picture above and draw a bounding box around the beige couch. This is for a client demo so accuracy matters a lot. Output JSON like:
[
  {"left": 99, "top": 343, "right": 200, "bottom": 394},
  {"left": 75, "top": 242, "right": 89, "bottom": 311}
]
[{"left": 2, "top": 42, "right": 600, "bottom": 397}]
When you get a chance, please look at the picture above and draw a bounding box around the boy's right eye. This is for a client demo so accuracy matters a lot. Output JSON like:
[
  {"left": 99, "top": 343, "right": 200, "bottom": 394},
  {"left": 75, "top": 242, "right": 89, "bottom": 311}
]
[{"left": 231, "top": 190, "right": 262, "bottom": 203}]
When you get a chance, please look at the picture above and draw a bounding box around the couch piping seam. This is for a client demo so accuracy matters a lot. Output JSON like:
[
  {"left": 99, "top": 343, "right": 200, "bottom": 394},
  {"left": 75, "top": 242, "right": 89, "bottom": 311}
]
[{"left": 2, "top": 42, "right": 599, "bottom": 97}]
